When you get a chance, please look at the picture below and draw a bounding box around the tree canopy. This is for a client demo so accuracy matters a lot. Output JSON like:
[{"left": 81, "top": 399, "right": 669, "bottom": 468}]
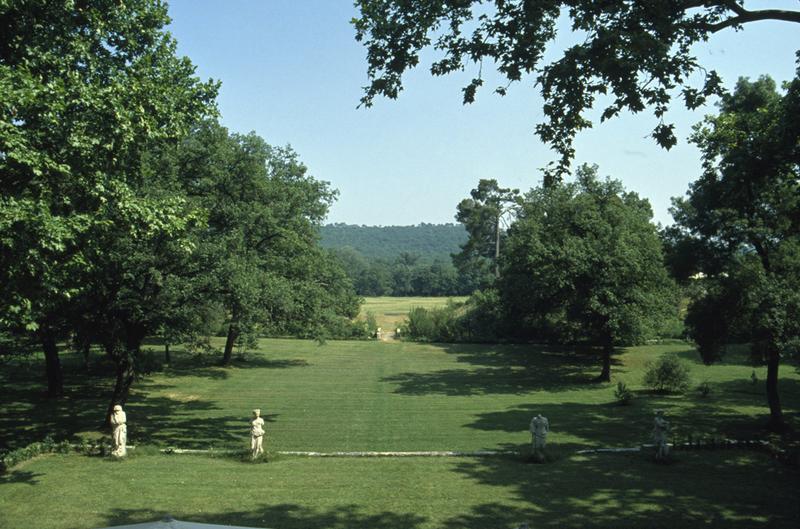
[
  {"left": 353, "top": 0, "right": 800, "bottom": 182},
  {"left": 499, "top": 165, "right": 677, "bottom": 380},
  {"left": 673, "top": 73, "right": 800, "bottom": 431},
  {"left": 0, "top": 0, "right": 218, "bottom": 396},
  {"left": 454, "top": 179, "right": 519, "bottom": 282}
]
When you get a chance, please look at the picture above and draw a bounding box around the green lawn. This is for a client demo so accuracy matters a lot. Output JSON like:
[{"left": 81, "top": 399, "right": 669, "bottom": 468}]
[
  {"left": 1, "top": 450, "right": 795, "bottom": 529},
  {"left": 360, "top": 296, "right": 468, "bottom": 332},
  {"left": 0, "top": 338, "right": 798, "bottom": 528}
]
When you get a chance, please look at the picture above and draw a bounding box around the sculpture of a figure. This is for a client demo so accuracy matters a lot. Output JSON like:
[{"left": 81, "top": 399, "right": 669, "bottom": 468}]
[
  {"left": 110, "top": 404, "right": 127, "bottom": 457},
  {"left": 652, "top": 409, "right": 670, "bottom": 460},
  {"left": 529, "top": 414, "right": 549, "bottom": 455},
  {"left": 250, "top": 408, "right": 265, "bottom": 459},
  {"left": 376, "top": 327, "right": 382, "bottom": 340}
]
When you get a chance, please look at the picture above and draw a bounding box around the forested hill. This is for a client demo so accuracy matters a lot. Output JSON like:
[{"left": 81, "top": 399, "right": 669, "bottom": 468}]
[{"left": 319, "top": 223, "right": 467, "bottom": 261}]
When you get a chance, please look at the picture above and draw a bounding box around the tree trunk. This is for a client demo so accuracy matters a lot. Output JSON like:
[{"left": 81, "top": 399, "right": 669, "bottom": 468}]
[
  {"left": 106, "top": 354, "right": 135, "bottom": 426},
  {"left": 222, "top": 323, "right": 238, "bottom": 366},
  {"left": 765, "top": 344, "right": 786, "bottom": 432},
  {"left": 494, "top": 214, "right": 501, "bottom": 278},
  {"left": 105, "top": 325, "right": 145, "bottom": 427},
  {"left": 164, "top": 343, "right": 171, "bottom": 364},
  {"left": 598, "top": 340, "right": 612, "bottom": 382},
  {"left": 41, "top": 330, "right": 64, "bottom": 398},
  {"left": 81, "top": 342, "right": 91, "bottom": 372}
]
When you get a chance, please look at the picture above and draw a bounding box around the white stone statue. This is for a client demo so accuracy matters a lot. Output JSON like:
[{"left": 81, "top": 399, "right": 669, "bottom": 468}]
[
  {"left": 652, "top": 409, "right": 670, "bottom": 460},
  {"left": 376, "top": 327, "right": 382, "bottom": 340},
  {"left": 529, "top": 414, "right": 549, "bottom": 454},
  {"left": 110, "top": 404, "right": 127, "bottom": 457},
  {"left": 250, "top": 408, "right": 265, "bottom": 459}
]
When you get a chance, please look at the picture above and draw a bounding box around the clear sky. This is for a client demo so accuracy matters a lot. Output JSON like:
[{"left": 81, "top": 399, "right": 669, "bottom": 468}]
[{"left": 166, "top": 1, "right": 799, "bottom": 227}]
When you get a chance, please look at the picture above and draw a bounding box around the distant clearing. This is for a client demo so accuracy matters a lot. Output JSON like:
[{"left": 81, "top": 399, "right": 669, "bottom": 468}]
[{"left": 360, "top": 296, "right": 468, "bottom": 331}]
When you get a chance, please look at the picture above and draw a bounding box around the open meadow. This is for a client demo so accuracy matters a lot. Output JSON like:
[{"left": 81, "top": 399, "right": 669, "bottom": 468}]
[
  {"left": 360, "top": 296, "right": 468, "bottom": 333},
  {"left": 1, "top": 338, "right": 798, "bottom": 529}
]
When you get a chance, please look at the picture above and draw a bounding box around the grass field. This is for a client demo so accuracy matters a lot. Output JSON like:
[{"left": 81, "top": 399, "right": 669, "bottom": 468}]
[
  {"left": 1, "top": 337, "right": 798, "bottom": 528},
  {"left": 360, "top": 296, "right": 468, "bottom": 332}
]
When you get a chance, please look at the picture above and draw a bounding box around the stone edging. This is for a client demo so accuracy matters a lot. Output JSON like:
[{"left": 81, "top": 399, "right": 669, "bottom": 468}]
[{"left": 161, "top": 448, "right": 520, "bottom": 457}]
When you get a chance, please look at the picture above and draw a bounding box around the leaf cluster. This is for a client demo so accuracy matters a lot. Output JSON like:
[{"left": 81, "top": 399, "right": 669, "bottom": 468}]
[{"left": 353, "top": 1, "right": 799, "bottom": 180}]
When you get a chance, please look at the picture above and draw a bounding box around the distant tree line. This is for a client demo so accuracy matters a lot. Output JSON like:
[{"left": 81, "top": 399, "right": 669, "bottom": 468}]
[
  {"left": 322, "top": 223, "right": 490, "bottom": 296},
  {"left": 319, "top": 223, "right": 467, "bottom": 262},
  {"left": 327, "top": 248, "right": 477, "bottom": 297}
]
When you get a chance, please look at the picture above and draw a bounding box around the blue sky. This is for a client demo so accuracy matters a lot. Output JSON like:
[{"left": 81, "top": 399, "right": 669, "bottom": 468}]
[{"left": 166, "top": 1, "right": 799, "bottom": 227}]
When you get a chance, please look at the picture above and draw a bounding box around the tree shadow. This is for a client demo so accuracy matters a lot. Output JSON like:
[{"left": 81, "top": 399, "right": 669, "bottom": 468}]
[
  {"left": 0, "top": 363, "right": 113, "bottom": 450},
  {"left": 446, "top": 451, "right": 799, "bottom": 529},
  {"left": 160, "top": 351, "right": 310, "bottom": 381},
  {"left": 383, "top": 344, "right": 619, "bottom": 396},
  {"left": 100, "top": 504, "right": 427, "bottom": 529},
  {"left": 0, "top": 349, "right": 307, "bottom": 450},
  {"left": 0, "top": 469, "right": 42, "bottom": 486}
]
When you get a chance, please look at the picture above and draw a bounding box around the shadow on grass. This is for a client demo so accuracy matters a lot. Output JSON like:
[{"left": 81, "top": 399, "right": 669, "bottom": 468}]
[
  {"left": 466, "top": 386, "right": 795, "bottom": 450},
  {"left": 0, "top": 349, "right": 305, "bottom": 451},
  {"left": 93, "top": 452, "right": 800, "bottom": 529},
  {"left": 100, "top": 504, "right": 428, "bottom": 529},
  {"left": 0, "top": 469, "right": 41, "bottom": 486},
  {"left": 446, "top": 451, "right": 799, "bottom": 529},
  {"left": 383, "top": 344, "right": 622, "bottom": 396}
]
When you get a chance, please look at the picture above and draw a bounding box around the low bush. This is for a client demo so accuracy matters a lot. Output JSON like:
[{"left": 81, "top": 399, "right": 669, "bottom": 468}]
[
  {"left": 614, "top": 381, "right": 633, "bottom": 405},
  {"left": 0, "top": 436, "right": 72, "bottom": 473},
  {"left": 643, "top": 355, "right": 691, "bottom": 393},
  {"left": 402, "top": 302, "right": 464, "bottom": 342}
]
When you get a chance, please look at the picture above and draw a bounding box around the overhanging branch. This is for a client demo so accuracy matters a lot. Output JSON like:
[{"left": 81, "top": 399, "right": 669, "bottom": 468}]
[{"left": 708, "top": 7, "right": 800, "bottom": 33}]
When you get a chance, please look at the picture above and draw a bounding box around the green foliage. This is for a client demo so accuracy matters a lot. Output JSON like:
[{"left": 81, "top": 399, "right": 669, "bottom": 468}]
[
  {"left": 352, "top": 1, "right": 791, "bottom": 179},
  {"left": 614, "top": 381, "right": 633, "bottom": 406},
  {"left": 0, "top": 436, "right": 71, "bottom": 473},
  {"left": 698, "top": 380, "right": 712, "bottom": 398},
  {"left": 0, "top": 0, "right": 218, "bottom": 331},
  {"left": 402, "top": 302, "right": 465, "bottom": 342},
  {"left": 454, "top": 179, "right": 520, "bottom": 284},
  {"left": 328, "top": 247, "right": 469, "bottom": 297},
  {"left": 674, "top": 72, "right": 800, "bottom": 430},
  {"left": 498, "top": 164, "right": 678, "bottom": 378},
  {"left": 643, "top": 355, "right": 692, "bottom": 394},
  {"left": 458, "top": 289, "right": 503, "bottom": 343}
]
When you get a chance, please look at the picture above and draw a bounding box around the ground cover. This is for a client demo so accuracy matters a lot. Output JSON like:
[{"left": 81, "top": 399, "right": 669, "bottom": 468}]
[
  {"left": 1, "top": 340, "right": 798, "bottom": 452},
  {"left": 360, "top": 296, "right": 468, "bottom": 332},
  {"left": 0, "top": 449, "right": 796, "bottom": 529},
  {"left": 1, "top": 338, "right": 798, "bottom": 528}
]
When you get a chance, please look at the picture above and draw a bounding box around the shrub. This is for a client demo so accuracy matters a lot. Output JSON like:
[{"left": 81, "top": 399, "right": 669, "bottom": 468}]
[
  {"left": 614, "top": 381, "right": 633, "bottom": 405},
  {"left": 0, "top": 436, "right": 72, "bottom": 473},
  {"left": 643, "top": 355, "right": 691, "bottom": 393},
  {"left": 403, "top": 302, "right": 464, "bottom": 342},
  {"left": 697, "top": 380, "right": 712, "bottom": 398}
]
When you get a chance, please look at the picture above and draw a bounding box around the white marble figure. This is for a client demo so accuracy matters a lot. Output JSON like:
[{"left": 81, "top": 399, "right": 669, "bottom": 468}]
[
  {"left": 110, "top": 404, "right": 127, "bottom": 457},
  {"left": 529, "top": 414, "right": 550, "bottom": 454},
  {"left": 250, "top": 409, "right": 265, "bottom": 459},
  {"left": 652, "top": 410, "right": 670, "bottom": 460},
  {"left": 376, "top": 327, "right": 382, "bottom": 340}
]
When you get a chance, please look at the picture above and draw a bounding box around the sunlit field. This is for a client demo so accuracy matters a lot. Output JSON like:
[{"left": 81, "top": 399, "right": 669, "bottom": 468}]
[
  {"left": 360, "top": 296, "right": 469, "bottom": 332},
  {"left": 1, "top": 338, "right": 797, "bottom": 528}
]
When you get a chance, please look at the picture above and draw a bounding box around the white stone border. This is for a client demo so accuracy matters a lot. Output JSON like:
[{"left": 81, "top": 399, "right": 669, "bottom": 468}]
[
  {"left": 157, "top": 439, "right": 771, "bottom": 457},
  {"left": 161, "top": 448, "right": 520, "bottom": 457}
]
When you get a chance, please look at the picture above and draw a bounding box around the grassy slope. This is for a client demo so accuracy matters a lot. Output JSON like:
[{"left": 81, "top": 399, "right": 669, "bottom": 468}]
[{"left": 0, "top": 338, "right": 798, "bottom": 529}]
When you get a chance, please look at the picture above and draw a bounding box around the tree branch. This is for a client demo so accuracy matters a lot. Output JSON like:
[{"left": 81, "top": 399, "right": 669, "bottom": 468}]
[{"left": 708, "top": 8, "right": 800, "bottom": 33}]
